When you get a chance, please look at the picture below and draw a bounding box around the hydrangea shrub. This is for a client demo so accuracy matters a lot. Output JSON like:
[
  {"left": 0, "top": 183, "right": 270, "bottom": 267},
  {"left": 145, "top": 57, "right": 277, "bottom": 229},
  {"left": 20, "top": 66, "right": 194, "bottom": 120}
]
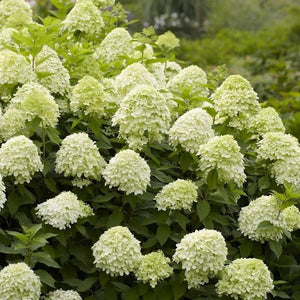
[{"left": 0, "top": 1, "right": 299, "bottom": 299}]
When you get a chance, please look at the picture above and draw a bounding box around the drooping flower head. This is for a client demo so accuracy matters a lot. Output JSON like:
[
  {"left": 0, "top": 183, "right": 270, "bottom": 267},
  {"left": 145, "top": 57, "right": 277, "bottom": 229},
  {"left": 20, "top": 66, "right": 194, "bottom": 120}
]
[
  {"left": 0, "top": 174, "right": 6, "bottom": 211},
  {"left": 0, "top": 0, "right": 32, "bottom": 28},
  {"left": 46, "top": 289, "right": 82, "bottom": 300},
  {"left": 211, "top": 75, "right": 260, "bottom": 130},
  {"left": 115, "top": 63, "right": 158, "bottom": 99},
  {"left": 112, "top": 84, "right": 171, "bottom": 150},
  {"left": 9, "top": 82, "right": 59, "bottom": 127},
  {"left": 156, "top": 31, "right": 180, "bottom": 52},
  {"left": 0, "top": 50, "right": 36, "bottom": 87},
  {"left": 103, "top": 149, "right": 151, "bottom": 195},
  {"left": 249, "top": 107, "right": 285, "bottom": 136},
  {"left": 93, "top": 28, "right": 133, "bottom": 64},
  {"left": 198, "top": 135, "right": 246, "bottom": 187},
  {"left": 154, "top": 179, "right": 198, "bottom": 211},
  {"left": 70, "top": 75, "right": 109, "bottom": 117},
  {"left": 135, "top": 251, "right": 173, "bottom": 288},
  {"left": 36, "top": 191, "right": 93, "bottom": 230},
  {"left": 216, "top": 258, "right": 274, "bottom": 300},
  {"left": 0, "top": 108, "right": 27, "bottom": 141},
  {"left": 35, "top": 45, "right": 70, "bottom": 95},
  {"left": 283, "top": 205, "right": 300, "bottom": 232},
  {"left": 92, "top": 226, "right": 142, "bottom": 276},
  {"left": 173, "top": 229, "right": 228, "bottom": 288},
  {"left": 238, "top": 195, "right": 287, "bottom": 242},
  {"left": 257, "top": 132, "right": 300, "bottom": 162},
  {"left": 63, "top": 0, "right": 104, "bottom": 36},
  {"left": 167, "top": 65, "right": 209, "bottom": 101},
  {"left": 0, "top": 135, "right": 43, "bottom": 184},
  {"left": 55, "top": 133, "right": 106, "bottom": 185},
  {"left": 0, "top": 262, "right": 41, "bottom": 300},
  {"left": 169, "top": 108, "right": 214, "bottom": 154}
]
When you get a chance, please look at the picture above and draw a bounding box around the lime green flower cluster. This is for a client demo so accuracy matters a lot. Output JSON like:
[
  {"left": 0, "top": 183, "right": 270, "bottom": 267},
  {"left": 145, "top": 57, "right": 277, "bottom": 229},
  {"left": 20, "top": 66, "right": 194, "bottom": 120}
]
[
  {"left": 63, "top": 0, "right": 104, "bottom": 36},
  {"left": 0, "top": 135, "right": 43, "bottom": 184},
  {"left": 46, "top": 289, "right": 82, "bottom": 300},
  {"left": 113, "top": 84, "right": 171, "bottom": 150},
  {"left": 55, "top": 133, "right": 106, "bottom": 186},
  {"left": 155, "top": 179, "right": 198, "bottom": 211},
  {"left": 36, "top": 46, "right": 70, "bottom": 96},
  {"left": 216, "top": 258, "right": 273, "bottom": 300},
  {"left": 135, "top": 251, "right": 173, "bottom": 288},
  {"left": 211, "top": 75, "right": 260, "bottom": 130},
  {"left": 198, "top": 135, "right": 246, "bottom": 187},
  {"left": 93, "top": 28, "right": 134, "bottom": 64},
  {"left": 169, "top": 108, "right": 214, "bottom": 154},
  {"left": 0, "top": 262, "right": 41, "bottom": 300},
  {"left": 36, "top": 191, "right": 93, "bottom": 230},
  {"left": 173, "top": 229, "right": 228, "bottom": 288},
  {"left": 156, "top": 31, "right": 180, "bottom": 52},
  {"left": 92, "top": 226, "right": 142, "bottom": 276},
  {"left": 0, "top": 0, "right": 32, "bottom": 29},
  {"left": 103, "top": 149, "right": 150, "bottom": 195}
]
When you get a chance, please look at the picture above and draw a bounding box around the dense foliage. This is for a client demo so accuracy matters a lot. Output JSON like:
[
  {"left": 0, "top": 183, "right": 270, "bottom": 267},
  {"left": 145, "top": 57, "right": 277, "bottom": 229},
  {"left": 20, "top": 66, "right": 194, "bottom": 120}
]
[{"left": 0, "top": 0, "right": 299, "bottom": 299}]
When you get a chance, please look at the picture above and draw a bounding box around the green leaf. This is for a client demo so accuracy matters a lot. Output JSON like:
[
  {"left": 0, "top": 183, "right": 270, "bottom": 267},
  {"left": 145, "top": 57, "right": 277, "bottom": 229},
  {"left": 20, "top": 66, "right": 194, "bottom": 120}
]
[
  {"left": 6, "top": 231, "right": 29, "bottom": 244},
  {"left": 269, "top": 240, "right": 282, "bottom": 259},
  {"left": 271, "top": 290, "right": 290, "bottom": 298},
  {"left": 46, "top": 127, "right": 61, "bottom": 144},
  {"left": 173, "top": 283, "right": 186, "bottom": 300},
  {"left": 7, "top": 192, "right": 20, "bottom": 216},
  {"left": 273, "top": 255, "right": 296, "bottom": 267},
  {"left": 35, "top": 269, "right": 56, "bottom": 288},
  {"left": 256, "top": 221, "right": 274, "bottom": 229},
  {"left": 125, "top": 286, "right": 140, "bottom": 300},
  {"left": 197, "top": 201, "right": 210, "bottom": 221},
  {"left": 156, "top": 224, "right": 171, "bottom": 246},
  {"left": 240, "top": 239, "right": 253, "bottom": 257},
  {"left": 33, "top": 251, "right": 60, "bottom": 268},
  {"left": 77, "top": 277, "right": 98, "bottom": 292},
  {"left": 258, "top": 176, "right": 271, "bottom": 190},
  {"left": 207, "top": 169, "right": 218, "bottom": 189},
  {"left": 107, "top": 211, "right": 124, "bottom": 228}
]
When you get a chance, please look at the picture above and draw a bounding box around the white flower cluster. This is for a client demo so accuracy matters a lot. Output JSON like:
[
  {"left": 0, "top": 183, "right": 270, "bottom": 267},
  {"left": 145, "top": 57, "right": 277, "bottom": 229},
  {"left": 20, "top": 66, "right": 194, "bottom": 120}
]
[
  {"left": 238, "top": 195, "right": 287, "bottom": 242},
  {"left": 173, "top": 229, "right": 228, "bottom": 288},
  {"left": 92, "top": 226, "right": 141, "bottom": 276},
  {"left": 0, "top": 0, "right": 32, "bottom": 28},
  {"left": 115, "top": 63, "right": 158, "bottom": 99},
  {"left": 198, "top": 135, "right": 246, "bottom": 187},
  {"left": 36, "top": 45, "right": 70, "bottom": 95},
  {"left": 63, "top": 0, "right": 104, "bottom": 36},
  {"left": 257, "top": 132, "right": 300, "bottom": 161},
  {"left": 8, "top": 82, "right": 59, "bottom": 127},
  {"left": 165, "top": 61, "right": 182, "bottom": 81},
  {"left": 103, "top": 149, "right": 150, "bottom": 195},
  {"left": 0, "top": 174, "right": 7, "bottom": 211},
  {"left": 211, "top": 75, "right": 260, "bottom": 130},
  {"left": 169, "top": 108, "right": 214, "bottom": 153},
  {"left": 0, "top": 108, "right": 27, "bottom": 141},
  {"left": 113, "top": 84, "right": 171, "bottom": 150},
  {"left": 216, "top": 258, "right": 274, "bottom": 300},
  {"left": 135, "top": 251, "right": 173, "bottom": 288},
  {"left": 93, "top": 28, "right": 134, "bottom": 64},
  {"left": 256, "top": 132, "right": 300, "bottom": 189},
  {"left": 0, "top": 135, "right": 43, "bottom": 184},
  {"left": 0, "top": 50, "right": 36, "bottom": 87},
  {"left": 55, "top": 133, "right": 106, "bottom": 185},
  {"left": 70, "top": 75, "right": 109, "bottom": 117},
  {"left": 167, "top": 65, "right": 208, "bottom": 100},
  {"left": 156, "top": 31, "right": 180, "bottom": 52},
  {"left": 46, "top": 289, "right": 82, "bottom": 300},
  {"left": 0, "top": 28, "right": 19, "bottom": 51},
  {"left": 284, "top": 205, "right": 300, "bottom": 232},
  {"left": 249, "top": 107, "right": 285, "bottom": 136},
  {"left": 0, "top": 262, "right": 41, "bottom": 300},
  {"left": 154, "top": 179, "right": 198, "bottom": 211},
  {"left": 36, "top": 191, "right": 93, "bottom": 230}
]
